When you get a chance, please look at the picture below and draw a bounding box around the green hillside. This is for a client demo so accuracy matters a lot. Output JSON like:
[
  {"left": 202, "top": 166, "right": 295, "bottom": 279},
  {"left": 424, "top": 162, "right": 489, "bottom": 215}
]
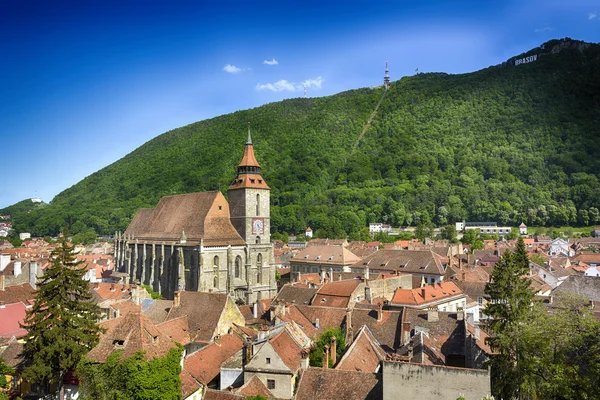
[{"left": 7, "top": 38, "right": 600, "bottom": 238}]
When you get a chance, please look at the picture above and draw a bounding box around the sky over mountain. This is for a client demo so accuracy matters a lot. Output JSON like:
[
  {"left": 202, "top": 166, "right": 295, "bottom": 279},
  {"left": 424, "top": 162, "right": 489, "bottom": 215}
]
[{"left": 1, "top": 0, "right": 599, "bottom": 208}]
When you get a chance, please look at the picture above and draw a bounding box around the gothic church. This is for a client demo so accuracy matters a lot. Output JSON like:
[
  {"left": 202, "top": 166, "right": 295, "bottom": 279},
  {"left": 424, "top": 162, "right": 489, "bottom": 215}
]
[{"left": 114, "top": 129, "right": 276, "bottom": 302}]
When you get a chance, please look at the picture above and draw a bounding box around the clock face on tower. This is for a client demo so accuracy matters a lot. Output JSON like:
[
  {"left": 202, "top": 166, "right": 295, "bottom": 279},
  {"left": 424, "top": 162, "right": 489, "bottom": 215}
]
[{"left": 252, "top": 218, "right": 264, "bottom": 234}]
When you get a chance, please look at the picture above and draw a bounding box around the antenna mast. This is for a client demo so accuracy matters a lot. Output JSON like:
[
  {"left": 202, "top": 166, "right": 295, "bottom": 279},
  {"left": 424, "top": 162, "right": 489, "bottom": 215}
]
[{"left": 384, "top": 61, "right": 390, "bottom": 90}]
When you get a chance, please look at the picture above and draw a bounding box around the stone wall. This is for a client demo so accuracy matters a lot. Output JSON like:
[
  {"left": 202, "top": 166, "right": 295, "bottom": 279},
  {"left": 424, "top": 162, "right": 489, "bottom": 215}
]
[{"left": 382, "top": 361, "right": 491, "bottom": 400}]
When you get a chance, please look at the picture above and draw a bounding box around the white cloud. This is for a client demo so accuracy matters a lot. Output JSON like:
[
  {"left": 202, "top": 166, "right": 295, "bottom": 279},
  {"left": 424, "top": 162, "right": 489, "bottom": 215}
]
[
  {"left": 256, "top": 76, "right": 324, "bottom": 93},
  {"left": 223, "top": 64, "right": 243, "bottom": 74},
  {"left": 262, "top": 58, "right": 278, "bottom": 66},
  {"left": 300, "top": 77, "right": 324, "bottom": 90},
  {"left": 589, "top": 11, "right": 597, "bottom": 20},
  {"left": 256, "top": 80, "right": 296, "bottom": 92},
  {"left": 534, "top": 26, "right": 553, "bottom": 32}
]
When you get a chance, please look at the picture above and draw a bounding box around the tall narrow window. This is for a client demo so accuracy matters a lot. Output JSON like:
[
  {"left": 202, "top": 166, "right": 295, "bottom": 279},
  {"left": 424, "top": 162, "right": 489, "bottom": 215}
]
[
  {"left": 214, "top": 276, "right": 218, "bottom": 288},
  {"left": 257, "top": 254, "right": 263, "bottom": 284},
  {"left": 256, "top": 194, "right": 260, "bottom": 216},
  {"left": 235, "top": 256, "right": 242, "bottom": 278},
  {"left": 213, "top": 256, "right": 219, "bottom": 267}
]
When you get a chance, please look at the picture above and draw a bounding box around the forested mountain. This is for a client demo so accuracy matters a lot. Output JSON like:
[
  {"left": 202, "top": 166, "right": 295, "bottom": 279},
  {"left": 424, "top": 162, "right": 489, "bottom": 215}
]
[{"left": 5, "top": 38, "right": 600, "bottom": 238}]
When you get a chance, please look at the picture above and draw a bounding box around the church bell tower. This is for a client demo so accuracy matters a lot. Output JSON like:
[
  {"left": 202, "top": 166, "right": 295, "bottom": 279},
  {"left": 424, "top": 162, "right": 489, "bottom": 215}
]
[{"left": 227, "top": 125, "right": 271, "bottom": 245}]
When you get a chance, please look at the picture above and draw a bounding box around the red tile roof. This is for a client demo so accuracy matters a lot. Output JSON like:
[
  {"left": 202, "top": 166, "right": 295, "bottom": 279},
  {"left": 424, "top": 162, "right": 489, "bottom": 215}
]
[
  {"left": 184, "top": 333, "right": 244, "bottom": 385},
  {"left": 336, "top": 326, "right": 385, "bottom": 372},
  {"left": 237, "top": 375, "right": 272, "bottom": 398},
  {"left": 269, "top": 328, "right": 304, "bottom": 371},
  {"left": 295, "top": 368, "right": 381, "bottom": 400},
  {"left": 0, "top": 282, "right": 35, "bottom": 305},
  {"left": 0, "top": 302, "right": 28, "bottom": 337},
  {"left": 391, "top": 282, "right": 464, "bottom": 307}
]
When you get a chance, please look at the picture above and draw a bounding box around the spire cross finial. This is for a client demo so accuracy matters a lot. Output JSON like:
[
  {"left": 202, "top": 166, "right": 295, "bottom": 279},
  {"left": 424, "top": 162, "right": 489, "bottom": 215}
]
[{"left": 247, "top": 121, "right": 252, "bottom": 145}]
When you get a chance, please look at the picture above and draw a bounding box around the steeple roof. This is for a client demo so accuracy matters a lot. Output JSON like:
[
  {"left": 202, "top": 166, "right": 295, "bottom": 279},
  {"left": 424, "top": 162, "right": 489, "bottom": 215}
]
[{"left": 237, "top": 126, "right": 261, "bottom": 168}]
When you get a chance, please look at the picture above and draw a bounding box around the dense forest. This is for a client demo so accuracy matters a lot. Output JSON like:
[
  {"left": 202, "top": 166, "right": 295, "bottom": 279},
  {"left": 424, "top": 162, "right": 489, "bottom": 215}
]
[{"left": 3, "top": 38, "right": 600, "bottom": 238}]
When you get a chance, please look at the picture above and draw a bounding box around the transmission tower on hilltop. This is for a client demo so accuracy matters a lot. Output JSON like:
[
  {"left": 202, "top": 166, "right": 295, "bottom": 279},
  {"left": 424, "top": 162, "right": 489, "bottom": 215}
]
[{"left": 384, "top": 61, "right": 390, "bottom": 90}]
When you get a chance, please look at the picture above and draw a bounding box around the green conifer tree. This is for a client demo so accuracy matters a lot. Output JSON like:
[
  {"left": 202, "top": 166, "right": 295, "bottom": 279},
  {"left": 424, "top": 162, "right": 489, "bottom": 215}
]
[
  {"left": 20, "top": 237, "right": 103, "bottom": 399},
  {"left": 484, "top": 237, "right": 535, "bottom": 399}
]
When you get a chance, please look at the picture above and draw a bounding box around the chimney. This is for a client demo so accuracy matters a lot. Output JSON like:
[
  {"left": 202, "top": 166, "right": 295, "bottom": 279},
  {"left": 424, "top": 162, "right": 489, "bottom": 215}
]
[
  {"left": 174, "top": 291, "right": 181, "bottom": 307},
  {"left": 244, "top": 341, "right": 253, "bottom": 365},
  {"left": 475, "top": 327, "right": 480, "bottom": 340},
  {"left": 421, "top": 287, "right": 426, "bottom": 299},
  {"left": 330, "top": 336, "right": 337, "bottom": 365},
  {"left": 315, "top": 318, "right": 320, "bottom": 329},
  {"left": 300, "top": 350, "right": 310, "bottom": 370},
  {"left": 29, "top": 261, "right": 38, "bottom": 289},
  {"left": 253, "top": 301, "right": 258, "bottom": 319},
  {"left": 364, "top": 265, "right": 370, "bottom": 280},
  {"left": 0, "top": 275, "right": 4, "bottom": 291},
  {"left": 377, "top": 303, "right": 383, "bottom": 322},
  {"left": 0, "top": 254, "right": 10, "bottom": 272},
  {"left": 407, "top": 343, "right": 414, "bottom": 359},
  {"left": 296, "top": 271, "right": 301, "bottom": 283},
  {"left": 457, "top": 308, "right": 464, "bottom": 321},
  {"left": 427, "top": 308, "right": 439, "bottom": 323},
  {"left": 459, "top": 255, "right": 463, "bottom": 270},
  {"left": 132, "top": 285, "right": 140, "bottom": 306},
  {"left": 113, "top": 307, "right": 120, "bottom": 319},
  {"left": 320, "top": 270, "right": 326, "bottom": 284},
  {"left": 13, "top": 261, "right": 22, "bottom": 277},
  {"left": 323, "top": 345, "right": 329, "bottom": 369},
  {"left": 329, "top": 268, "right": 334, "bottom": 283},
  {"left": 365, "top": 286, "right": 372, "bottom": 304}
]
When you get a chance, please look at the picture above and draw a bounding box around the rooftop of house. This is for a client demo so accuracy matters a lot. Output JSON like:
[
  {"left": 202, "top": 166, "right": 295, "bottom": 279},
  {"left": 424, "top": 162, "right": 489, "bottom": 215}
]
[
  {"left": 291, "top": 245, "right": 361, "bottom": 266},
  {"left": 87, "top": 310, "right": 176, "bottom": 363},
  {"left": 390, "top": 282, "right": 465, "bottom": 307},
  {"left": 183, "top": 333, "right": 244, "bottom": 385},
  {"left": 552, "top": 275, "right": 600, "bottom": 302},
  {"left": 0, "top": 302, "right": 29, "bottom": 338},
  {"left": 236, "top": 375, "right": 273, "bottom": 398},
  {"left": 0, "top": 282, "right": 35, "bottom": 305},
  {"left": 352, "top": 249, "right": 446, "bottom": 276},
  {"left": 273, "top": 284, "right": 317, "bottom": 305},
  {"left": 0, "top": 337, "right": 24, "bottom": 370},
  {"left": 165, "top": 291, "right": 233, "bottom": 343},
  {"left": 312, "top": 279, "right": 362, "bottom": 308},
  {"left": 336, "top": 325, "right": 386, "bottom": 372},
  {"left": 295, "top": 367, "right": 382, "bottom": 400},
  {"left": 349, "top": 308, "right": 405, "bottom": 353}
]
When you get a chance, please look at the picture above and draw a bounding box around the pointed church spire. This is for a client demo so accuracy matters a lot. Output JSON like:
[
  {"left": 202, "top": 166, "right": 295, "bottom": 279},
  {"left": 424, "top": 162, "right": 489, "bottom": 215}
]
[{"left": 247, "top": 121, "right": 253, "bottom": 145}]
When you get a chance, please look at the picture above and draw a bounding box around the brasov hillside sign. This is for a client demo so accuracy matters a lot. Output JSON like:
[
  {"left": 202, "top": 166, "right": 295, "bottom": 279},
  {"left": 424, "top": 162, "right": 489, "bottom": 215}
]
[{"left": 515, "top": 55, "right": 537, "bottom": 66}]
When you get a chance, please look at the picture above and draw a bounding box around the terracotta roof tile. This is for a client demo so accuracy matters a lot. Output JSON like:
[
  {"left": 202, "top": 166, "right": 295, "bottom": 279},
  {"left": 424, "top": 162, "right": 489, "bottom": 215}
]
[
  {"left": 124, "top": 192, "right": 245, "bottom": 246},
  {"left": 354, "top": 250, "right": 446, "bottom": 275},
  {"left": 336, "top": 326, "right": 385, "bottom": 372},
  {"left": 0, "top": 283, "right": 35, "bottom": 305},
  {"left": 0, "top": 302, "right": 28, "bottom": 337},
  {"left": 87, "top": 310, "right": 176, "bottom": 362},
  {"left": 156, "top": 315, "right": 191, "bottom": 345},
  {"left": 269, "top": 328, "right": 304, "bottom": 370},
  {"left": 291, "top": 246, "right": 361, "bottom": 266},
  {"left": 391, "top": 282, "right": 465, "bottom": 307},
  {"left": 203, "top": 389, "right": 244, "bottom": 400},
  {"left": 236, "top": 375, "right": 272, "bottom": 398},
  {"left": 0, "top": 337, "right": 24, "bottom": 370},
  {"left": 273, "top": 285, "right": 317, "bottom": 305},
  {"left": 165, "top": 291, "right": 232, "bottom": 342},
  {"left": 183, "top": 334, "right": 244, "bottom": 385},
  {"left": 295, "top": 368, "right": 381, "bottom": 400},
  {"left": 350, "top": 309, "right": 404, "bottom": 353}
]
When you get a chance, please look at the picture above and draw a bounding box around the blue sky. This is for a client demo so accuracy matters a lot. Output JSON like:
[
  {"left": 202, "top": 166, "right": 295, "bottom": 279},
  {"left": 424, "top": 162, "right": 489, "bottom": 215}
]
[{"left": 0, "top": 0, "right": 599, "bottom": 208}]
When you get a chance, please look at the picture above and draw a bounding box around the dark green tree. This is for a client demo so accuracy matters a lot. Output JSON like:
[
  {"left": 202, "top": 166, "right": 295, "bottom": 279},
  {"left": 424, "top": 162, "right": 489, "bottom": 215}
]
[
  {"left": 20, "top": 238, "right": 103, "bottom": 399},
  {"left": 77, "top": 346, "right": 183, "bottom": 400},
  {"left": 484, "top": 237, "right": 535, "bottom": 400},
  {"left": 440, "top": 225, "right": 458, "bottom": 243}
]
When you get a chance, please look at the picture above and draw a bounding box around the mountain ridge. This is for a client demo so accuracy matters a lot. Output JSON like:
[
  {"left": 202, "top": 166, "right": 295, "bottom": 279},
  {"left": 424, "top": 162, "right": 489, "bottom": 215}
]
[{"left": 4, "top": 38, "right": 600, "bottom": 238}]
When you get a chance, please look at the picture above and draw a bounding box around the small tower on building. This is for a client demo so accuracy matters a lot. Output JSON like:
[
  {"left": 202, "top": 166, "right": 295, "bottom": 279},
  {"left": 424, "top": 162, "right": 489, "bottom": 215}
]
[
  {"left": 305, "top": 227, "right": 313, "bottom": 239},
  {"left": 383, "top": 61, "right": 390, "bottom": 90}
]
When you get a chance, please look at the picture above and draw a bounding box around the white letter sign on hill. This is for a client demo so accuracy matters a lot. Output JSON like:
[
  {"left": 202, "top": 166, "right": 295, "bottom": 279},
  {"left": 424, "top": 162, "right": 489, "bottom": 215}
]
[{"left": 515, "top": 55, "right": 537, "bottom": 66}]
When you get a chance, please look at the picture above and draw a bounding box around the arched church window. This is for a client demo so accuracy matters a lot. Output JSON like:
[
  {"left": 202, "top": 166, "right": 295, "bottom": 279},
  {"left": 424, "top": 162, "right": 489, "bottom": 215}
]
[
  {"left": 256, "top": 194, "right": 260, "bottom": 216},
  {"left": 257, "top": 254, "right": 263, "bottom": 284},
  {"left": 214, "top": 276, "right": 218, "bottom": 288},
  {"left": 235, "top": 256, "right": 242, "bottom": 278},
  {"left": 256, "top": 236, "right": 261, "bottom": 244},
  {"left": 213, "top": 255, "right": 219, "bottom": 267}
]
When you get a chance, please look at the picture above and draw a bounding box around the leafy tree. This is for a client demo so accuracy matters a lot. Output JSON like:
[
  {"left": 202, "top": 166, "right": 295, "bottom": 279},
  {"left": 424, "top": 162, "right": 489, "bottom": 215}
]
[
  {"left": 440, "top": 225, "right": 458, "bottom": 243},
  {"left": 309, "top": 327, "right": 346, "bottom": 368},
  {"left": 0, "top": 357, "right": 15, "bottom": 400},
  {"left": 461, "top": 228, "right": 479, "bottom": 245},
  {"left": 414, "top": 222, "right": 434, "bottom": 242},
  {"left": 77, "top": 345, "right": 183, "bottom": 400},
  {"left": 20, "top": 237, "right": 103, "bottom": 399},
  {"left": 484, "top": 237, "right": 535, "bottom": 400}
]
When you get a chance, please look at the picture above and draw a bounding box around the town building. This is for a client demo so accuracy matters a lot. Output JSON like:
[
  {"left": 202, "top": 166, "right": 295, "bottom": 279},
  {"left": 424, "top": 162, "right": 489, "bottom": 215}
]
[{"left": 113, "top": 129, "right": 277, "bottom": 302}]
